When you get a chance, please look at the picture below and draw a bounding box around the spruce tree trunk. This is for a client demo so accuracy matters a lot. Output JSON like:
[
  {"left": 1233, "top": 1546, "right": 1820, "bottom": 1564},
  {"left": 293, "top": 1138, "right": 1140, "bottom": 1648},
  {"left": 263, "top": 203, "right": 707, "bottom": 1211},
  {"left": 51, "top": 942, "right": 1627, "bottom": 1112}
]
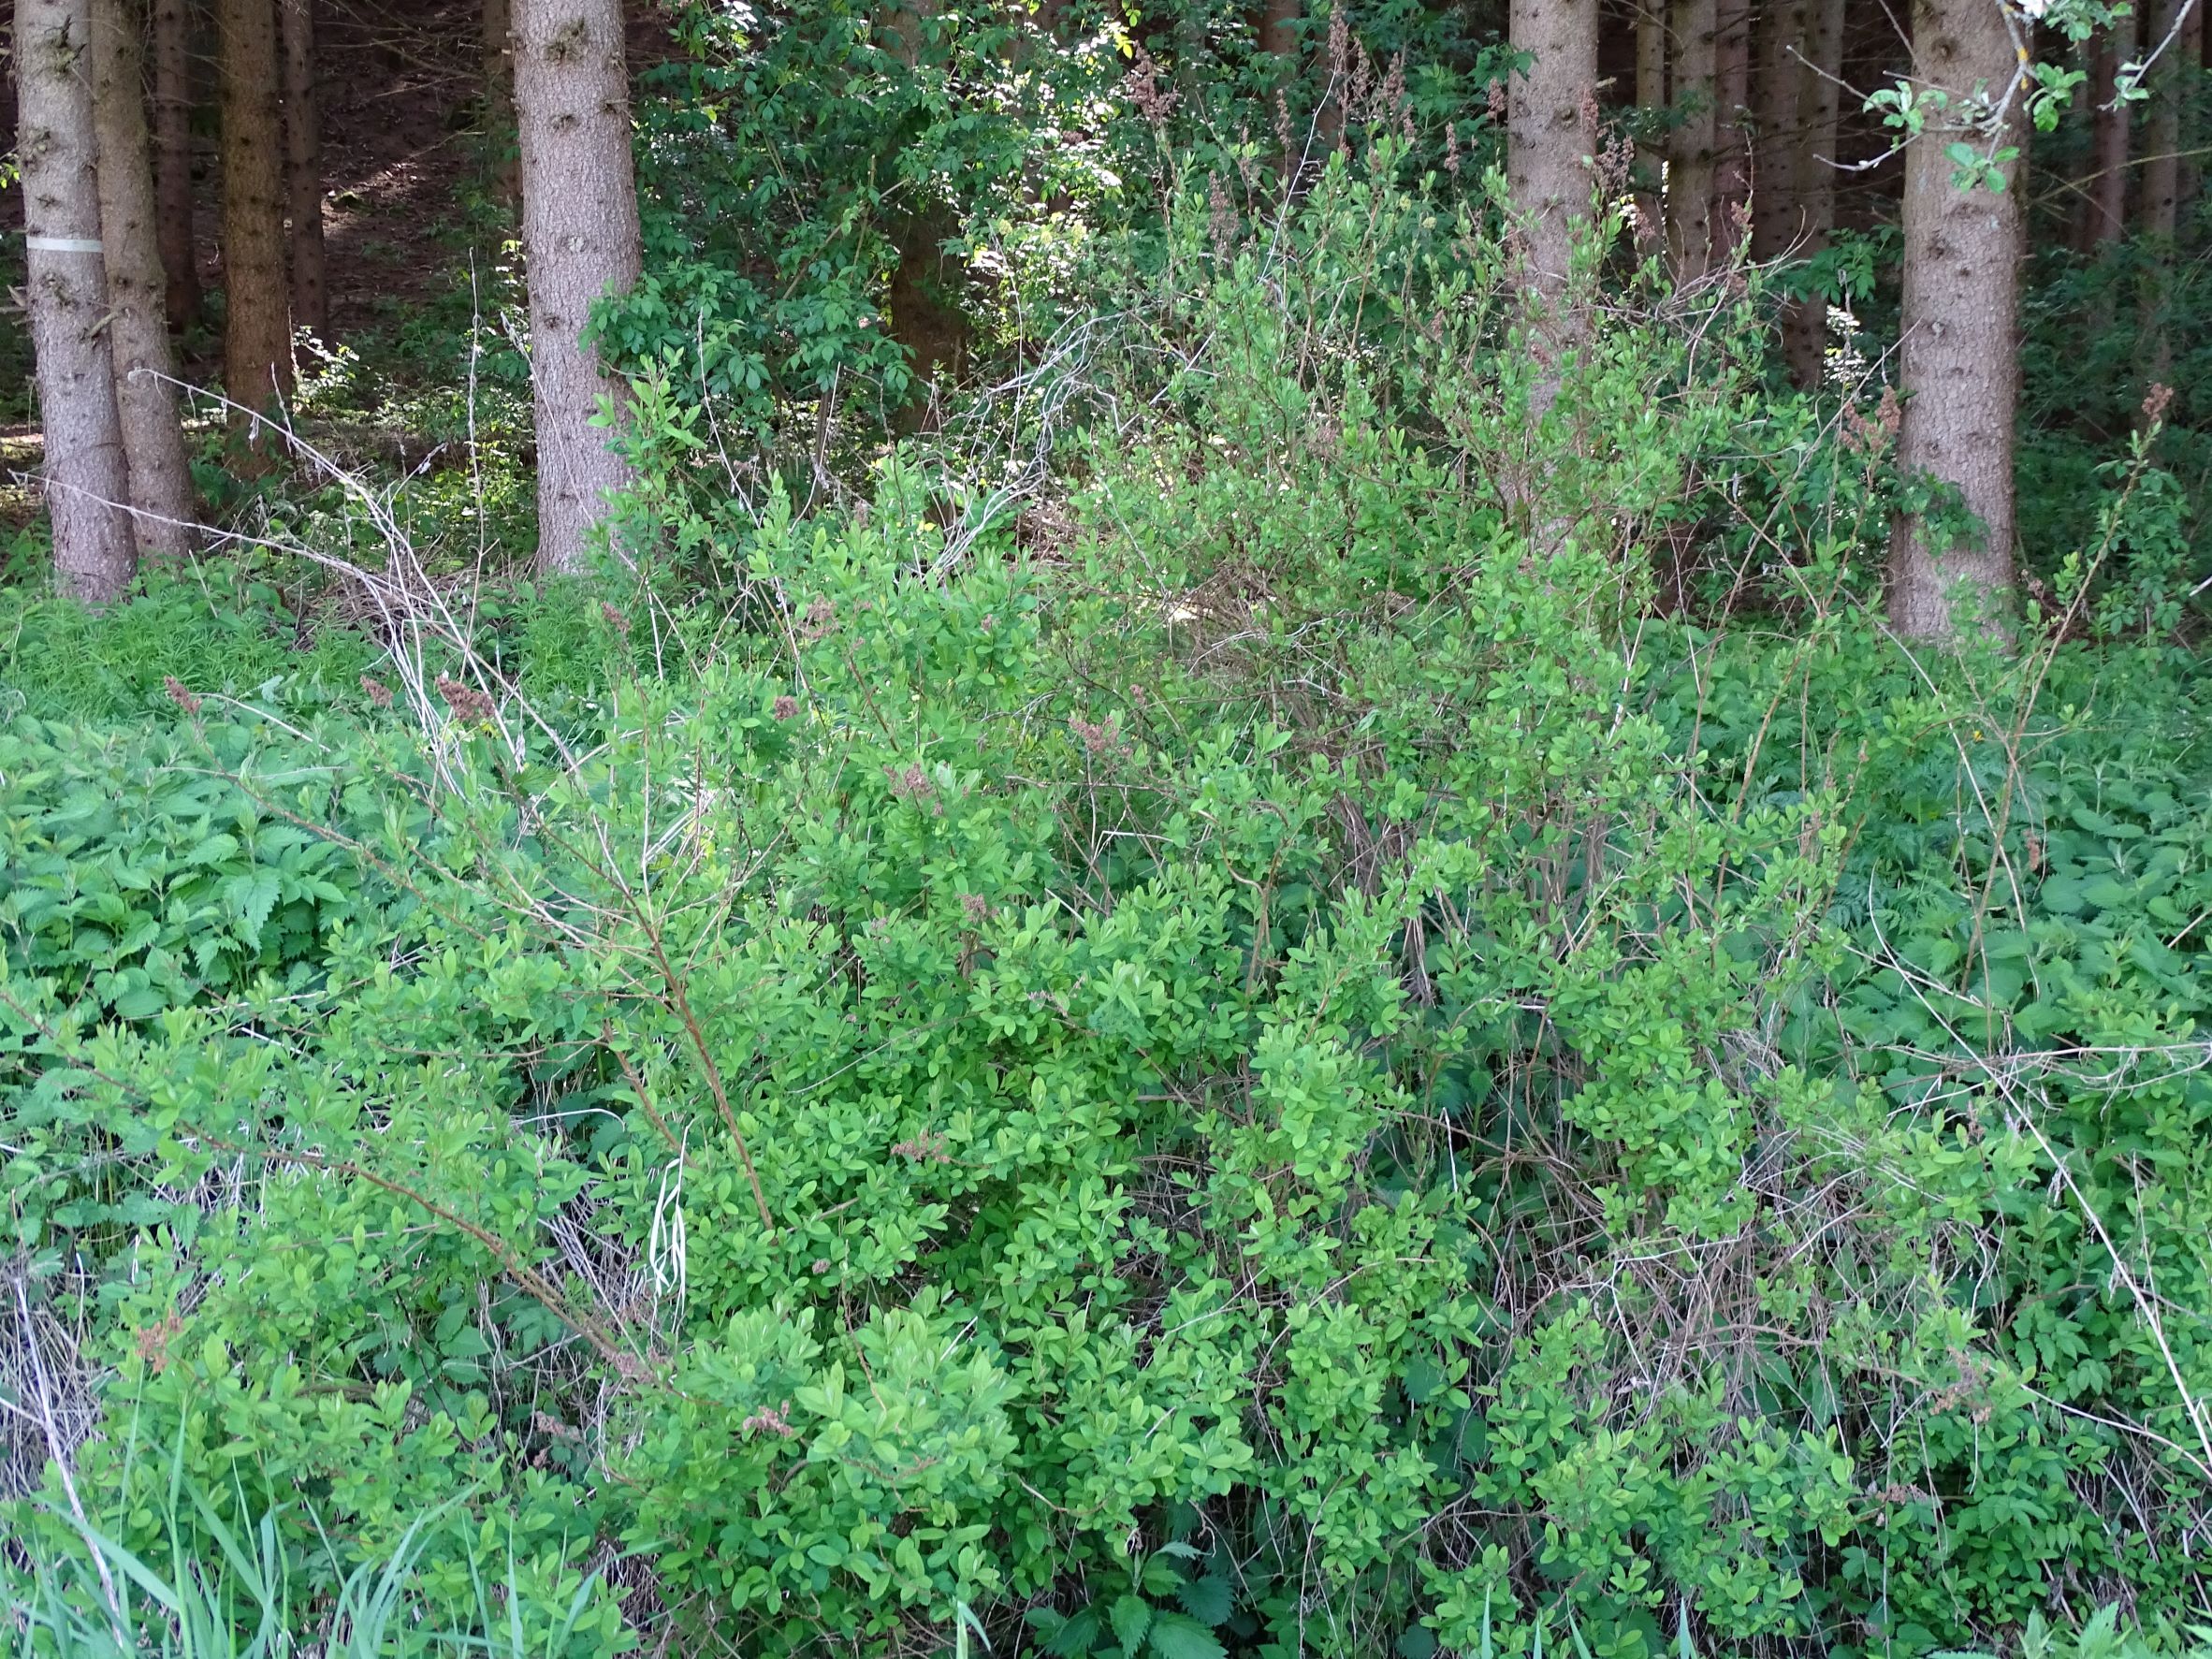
[
  {"left": 2138, "top": 0, "right": 2189, "bottom": 247},
  {"left": 279, "top": 0, "right": 327, "bottom": 338},
  {"left": 1888, "top": 0, "right": 2023, "bottom": 640},
  {"left": 2079, "top": 27, "right": 2130, "bottom": 251},
  {"left": 1635, "top": 1, "right": 1666, "bottom": 255},
  {"left": 1782, "top": 0, "right": 1842, "bottom": 387},
  {"left": 1748, "top": 0, "right": 1807, "bottom": 267},
  {"left": 1710, "top": 0, "right": 1751, "bottom": 260},
  {"left": 878, "top": 0, "right": 968, "bottom": 428},
  {"left": 17, "top": 0, "right": 139, "bottom": 603},
  {"left": 515, "top": 0, "right": 642, "bottom": 575},
  {"left": 2184, "top": 0, "right": 2205, "bottom": 223},
  {"left": 152, "top": 0, "right": 201, "bottom": 327},
  {"left": 1666, "top": 0, "right": 1718, "bottom": 281},
  {"left": 1258, "top": 0, "right": 1299, "bottom": 85},
  {"left": 2136, "top": 0, "right": 2202, "bottom": 385},
  {"left": 218, "top": 0, "right": 294, "bottom": 452},
  {"left": 484, "top": 0, "right": 518, "bottom": 200},
  {"left": 1259, "top": 0, "right": 1301, "bottom": 177},
  {"left": 1507, "top": 0, "right": 1597, "bottom": 296},
  {"left": 1506, "top": 0, "right": 1596, "bottom": 422},
  {"left": 90, "top": 0, "right": 196, "bottom": 559}
]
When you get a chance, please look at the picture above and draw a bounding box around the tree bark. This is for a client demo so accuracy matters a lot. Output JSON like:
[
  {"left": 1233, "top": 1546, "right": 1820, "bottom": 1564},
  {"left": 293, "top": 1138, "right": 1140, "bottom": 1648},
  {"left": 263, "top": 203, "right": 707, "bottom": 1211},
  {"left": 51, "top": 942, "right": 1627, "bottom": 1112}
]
[
  {"left": 1507, "top": 0, "right": 1597, "bottom": 424},
  {"left": 1258, "top": 0, "right": 1299, "bottom": 83},
  {"left": 1508, "top": 0, "right": 1597, "bottom": 299},
  {"left": 2137, "top": 0, "right": 2203, "bottom": 384},
  {"left": 1748, "top": 0, "right": 1807, "bottom": 267},
  {"left": 1888, "top": 0, "right": 2024, "bottom": 641},
  {"left": 2186, "top": 0, "right": 2205, "bottom": 224},
  {"left": 218, "top": 0, "right": 293, "bottom": 454},
  {"left": 1259, "top": 0, "right": 1301, "bottom": 178},
  {"left": 1710, "top": 0, "right": 1751, "bottom": 261},
  {"left": 151, "top": 0, "right": 201, "bottom": 327},
  {"left": 2138, "top": 0, "right": 2190, "bottom": 247},
  {"left": 2078, "top": 26, "right": 2130, "bottom": 251},
  {"left": 1635, "top": 2, "right": 1667, "bottom": 255},
  {"left": 17, "top": 0, "right": 139, "bottom": 602},
  {"left": 1666, "top": 0, "right": 1717, "bottom": 282},
  {"left": 484, "top": 0, "right": 518, "bottom": 200},
  {"left": 1782, "top": 0, "right": 1842, "bottom": 387},
  {"left": 279, "top": 0, "right": 327, "bottom": 338},
  {"left": 90, "top": 0, "right": 197, "bottom": 559},
  {"left": 515, "top": 0, "right": 642, "bottom": 575}
]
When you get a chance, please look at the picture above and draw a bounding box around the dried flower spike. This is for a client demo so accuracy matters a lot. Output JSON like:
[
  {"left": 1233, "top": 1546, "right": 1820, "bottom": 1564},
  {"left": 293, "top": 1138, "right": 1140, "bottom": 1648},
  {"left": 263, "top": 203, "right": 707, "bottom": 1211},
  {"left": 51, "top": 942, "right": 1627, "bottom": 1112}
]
[{"left": 436, "top": 674, "right": 495, "bottom": 723}]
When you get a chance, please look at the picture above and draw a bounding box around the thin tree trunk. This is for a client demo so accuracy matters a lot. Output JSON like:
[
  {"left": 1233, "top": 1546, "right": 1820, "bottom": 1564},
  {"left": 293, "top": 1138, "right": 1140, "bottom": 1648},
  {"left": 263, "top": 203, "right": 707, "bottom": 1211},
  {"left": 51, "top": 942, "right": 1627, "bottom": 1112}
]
[
  {"left": 2138, "top": 0, "right": 2189, "bottom": 249},
  {"left": 1508, "top": 0, "right": 1597, "bottom": 300},
  {"left": 1749, "top": 0, "right": 1807, "bottom": 266},
  {"left": 218, "top": 0, "right": 294, "bottom": 455},
  {"left": 1888, "top": 0, "right": 2024, "bottom": 640},
  {"left": 90, "top": 0, "right": 196, "bottom": 559},
  {"left": 2080, "top": 27, "right": 2130, "bottom": 251},
  {"left": 152, "top": 0, "right": 201, "bottom": 327},
  {"left": 1506, "top": 0, "right": 1597, "bottom": 423},
  {"left": 1782, "top": 0, "right": 1842, "bottom": 386},
  {"left": 877, "top": 0, "right": 967, "bottom": 429},
  {"left": 17, "top": 0, "right": 139, "bottom": 602},
  {"left": 1258, "top": 0, "right": 1299, "bottom": 84},
  {"left": 484, "top": 0, "right": 518, "bottom": 199},
  {"left": 516, "top": 0, "right": 642, "bottom": 575},
  {"left": 2137, "top": 0, "right": 2193, "bottom": 386},
  {"left": 2184, "top": 0, "right": 2205, "bottom": 226},
  {"left": 280, "top": 0, "right": 327, "bottom": 337},
  {"left": 1666, "top": 0, "right": 1717, "bottom": 282},
  {"left": 1710, "top": 0, "right": 1750, "bottom": 260},
  {"left": 1635, "top": 1, "right": 1666, "bottom": 255},
  {"left": 1259, "top": 0, "right": 1301, "bottom": 178},
  {"left": 884, "top": 207, "right": 970, "bottom": 432}
]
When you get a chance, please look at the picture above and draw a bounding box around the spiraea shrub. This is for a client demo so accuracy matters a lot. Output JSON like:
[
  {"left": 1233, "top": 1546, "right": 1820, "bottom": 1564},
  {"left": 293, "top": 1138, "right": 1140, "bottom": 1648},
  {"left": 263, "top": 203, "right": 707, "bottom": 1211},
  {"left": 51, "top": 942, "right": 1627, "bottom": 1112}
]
[{"left": 7, "top": 158, "right": 2210, "bottom": 1659}]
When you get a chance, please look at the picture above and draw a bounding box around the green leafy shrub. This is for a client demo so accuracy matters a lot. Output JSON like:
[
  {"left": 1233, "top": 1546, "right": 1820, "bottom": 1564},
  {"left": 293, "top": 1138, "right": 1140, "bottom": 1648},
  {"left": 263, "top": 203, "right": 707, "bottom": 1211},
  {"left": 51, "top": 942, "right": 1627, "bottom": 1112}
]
[{"left": 6, "top": 164, "right": 2211, "bottom": 1659}]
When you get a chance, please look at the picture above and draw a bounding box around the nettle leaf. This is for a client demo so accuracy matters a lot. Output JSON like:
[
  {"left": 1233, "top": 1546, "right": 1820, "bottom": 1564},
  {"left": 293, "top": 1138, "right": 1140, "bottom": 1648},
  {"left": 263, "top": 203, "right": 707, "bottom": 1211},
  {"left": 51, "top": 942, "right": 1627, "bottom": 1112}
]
[
  {"left": 187, "top": 832, "right": 240, "bottom": 866},
  {"left": 1039, "top": 1608, "right": 1101, "bottom": 1657},
  {"left": 1140, "top": 1553, "right": 1186, "bottom": 1598},
  {"left": 1111, "top": 1594, "right": 1152, "bottom": 1655},
  {"left": 1147, "top": 1610, "right": 1226, "bottom": 1659},
  {"left": 1176, "top": 1576, "right": 1234, "bottom": 1627},
  {"left": 112, "top": 986, "right": 166, "bottom": 1021},
  {"left": 223, "top": 870, "right": 282, "bottom": 945}
]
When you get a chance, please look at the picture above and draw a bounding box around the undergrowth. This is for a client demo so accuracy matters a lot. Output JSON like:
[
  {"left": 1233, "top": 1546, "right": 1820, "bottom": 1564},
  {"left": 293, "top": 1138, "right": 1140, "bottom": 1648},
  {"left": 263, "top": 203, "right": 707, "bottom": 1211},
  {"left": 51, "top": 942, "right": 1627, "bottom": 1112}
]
[{"left": 4, "top": 158, "right": 2210, "bottom": 1659}]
